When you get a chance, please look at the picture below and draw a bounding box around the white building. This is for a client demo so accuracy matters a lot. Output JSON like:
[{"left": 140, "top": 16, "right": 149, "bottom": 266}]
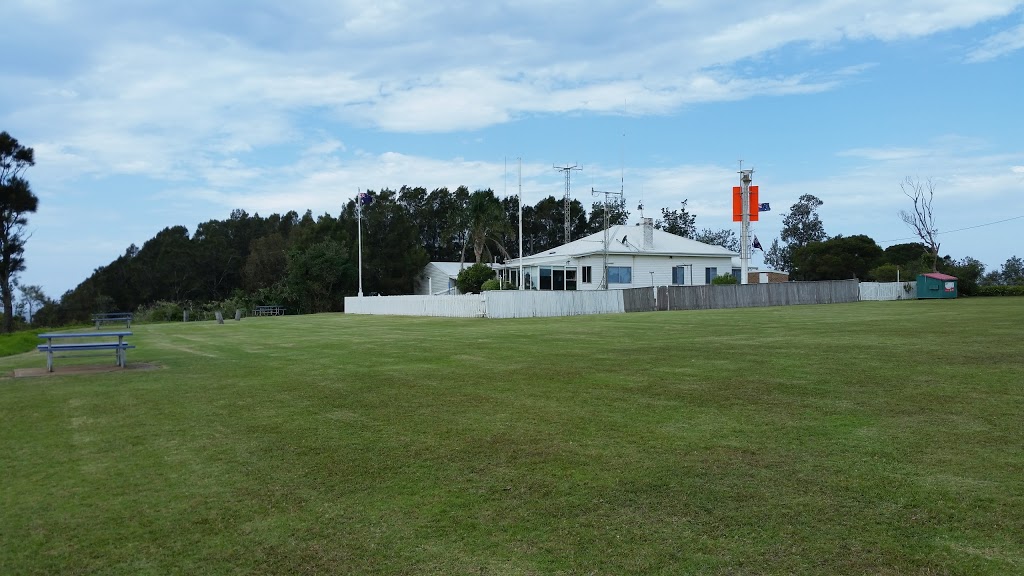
[
  {"left": 413, "top": 262, "right": 500, "bottom": 295},
  {"left": 500, "top": 218, "right": 738, "bottom": 290}
]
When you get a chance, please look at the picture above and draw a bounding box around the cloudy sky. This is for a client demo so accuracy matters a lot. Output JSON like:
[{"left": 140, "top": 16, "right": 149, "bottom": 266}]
[{"left": 3, "top": 0, "right": 1023, "bottom": 298}]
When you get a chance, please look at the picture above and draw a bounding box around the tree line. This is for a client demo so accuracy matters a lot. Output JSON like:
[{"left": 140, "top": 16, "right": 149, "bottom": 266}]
[
  {"left": 30, "top": 187, "right": 662, "bottom": 324},
  {"left": 11, "top": 168, "right": 1022, "bottom": 328},
  {"left": 761, "top": 193, "right": 1023, "bottom": 295}
]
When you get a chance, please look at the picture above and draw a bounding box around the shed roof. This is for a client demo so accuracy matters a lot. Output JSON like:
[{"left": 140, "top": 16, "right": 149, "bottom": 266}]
[
  {"left": 921, "top": 272, "right": 958, "bottom": 280},
  {"left": 427, "top": 262, "right": 497, "bottom": 278}
]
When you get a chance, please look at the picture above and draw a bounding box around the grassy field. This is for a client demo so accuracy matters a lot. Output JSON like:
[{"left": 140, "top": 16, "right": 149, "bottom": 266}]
[{"left": 1, "top": 299, "right": 1022, "bottom": 574}]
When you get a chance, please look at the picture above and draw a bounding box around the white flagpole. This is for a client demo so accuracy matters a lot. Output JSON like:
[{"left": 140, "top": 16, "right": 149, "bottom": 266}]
[
  {"left": 518, "top": 157, "right": 524, "bottom": 290},
  {"left": 357, "top": 188, "right": 363, "bottom": 297}
]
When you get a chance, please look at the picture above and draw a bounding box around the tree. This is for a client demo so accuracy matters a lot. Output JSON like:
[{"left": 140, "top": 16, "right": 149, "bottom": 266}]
[
  {"left": 998, "top": 255, "right": 1024, "bottom": 285},
  {"left": 16, "top": 284, "right": 47, "bottom": 325},
  {"left": 898, "top": 177, "right": 941, "bottom": 272},
  {"left": 654, "top": 201, "right": 696, "bottom": 238},
  {"left": 456, "top": 263, "right": 495, "bottom": 294},
  {"left": 766, "top": 194, "right": 827, "bottom": 273},
  {"left": 286, "top": 239, "right": 352, "bottom": 313},
  {"left": 585, "top": 197, "right": 629, "bottom": 235},
  {"left": 791, "top": 234, "right": 883, "bottom": 281},
  {"left": 0, "top": 131, "right": 39, "bottom": 332},
  {"left": 464, "top": 189, "right": 510, "bottom": 264},
  {"left": 938, "top": 255, "right": 984, "bottom": 296},
  {"left": 764, "top": 238, "right": 789, "bottom": 272},
  {"left": 694, "top": 228, "right": 740, "bottom": 252},
  {"left": 243, "top": 233, "right": 288, "bottom": 291}
]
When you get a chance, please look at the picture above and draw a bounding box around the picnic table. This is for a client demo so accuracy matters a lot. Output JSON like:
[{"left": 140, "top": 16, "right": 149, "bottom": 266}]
[
  {"left": 252, "top": 305, "right": 286, "bottom": 316},
  {"left": 37, "top": 331, "right": 134, "bottom": 372},
  {"left": 92, "top": 312, "right": 133, "bottom": 329}
]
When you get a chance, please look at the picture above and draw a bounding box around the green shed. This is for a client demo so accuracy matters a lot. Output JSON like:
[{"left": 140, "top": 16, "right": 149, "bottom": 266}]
[{"left": 917, "top": 272, "right": 958, "bottom": 299}]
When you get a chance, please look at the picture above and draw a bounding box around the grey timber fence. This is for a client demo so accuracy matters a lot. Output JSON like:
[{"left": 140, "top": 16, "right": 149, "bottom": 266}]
[
  {"left": 655, "top": 280, "right": 860, "bottom": 311},
  {"left": 622, "top": 287, "right": 657, "bottom": 312}
]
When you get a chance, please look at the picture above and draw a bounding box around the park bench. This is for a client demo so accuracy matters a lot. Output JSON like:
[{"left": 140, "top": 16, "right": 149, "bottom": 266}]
[
  {"left": 37, "top": 331, "right": 135, "bottom": 372},
  {"left": 92, "top": 312, "right": 133, "bottom": 329},
  {"left": 252, "top": 305, "right": 286, "bottom": 316}
]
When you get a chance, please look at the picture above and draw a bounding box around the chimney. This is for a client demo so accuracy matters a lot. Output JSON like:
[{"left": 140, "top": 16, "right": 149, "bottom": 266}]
[{"left": 642, "top": 217, "right": 654, "bottom": 249}]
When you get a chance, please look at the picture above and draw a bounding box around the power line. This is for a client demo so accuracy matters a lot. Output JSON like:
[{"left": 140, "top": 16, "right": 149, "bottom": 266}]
[{"left": 878, "top": 214, "right": 1024, "bottom": 244}]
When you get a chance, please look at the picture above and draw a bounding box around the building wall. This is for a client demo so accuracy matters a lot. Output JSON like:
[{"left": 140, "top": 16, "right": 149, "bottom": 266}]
[
  {"left": 413, "top": 264, "right": 459, "bottom": 296},
  {"left": 567, "top": 254, "right": 735, "bottom": 290},
  {"left": 747, "top": 271, "right": 790, "bottom": 284}
]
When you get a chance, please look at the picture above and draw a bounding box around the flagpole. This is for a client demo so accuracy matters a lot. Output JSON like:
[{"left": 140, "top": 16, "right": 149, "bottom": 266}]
[
  {"left": 357, "top": 188, "right": 363, "bottom": 297},
  {"left": 518, "top": 157, "right": 524, "bottom": 291}
]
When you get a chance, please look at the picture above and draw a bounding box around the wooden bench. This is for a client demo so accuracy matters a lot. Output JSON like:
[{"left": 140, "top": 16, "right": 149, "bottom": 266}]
[
  {"left": 252, "top": 305, "right": 286, "bottom": 316},
  {"left": 37, "top": 331, "right": 135, "bottom": 372},
  {"left": 92, "top": 312, "right": 133, "bottom": 329}
]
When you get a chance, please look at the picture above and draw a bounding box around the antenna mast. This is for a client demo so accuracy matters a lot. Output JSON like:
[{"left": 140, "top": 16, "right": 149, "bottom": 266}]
[
  {"left": 591, "top": 187, "right": 623, "bottom": 290},
  {"left": 554, "top": 164, "right": 581, "bottom": 244}
]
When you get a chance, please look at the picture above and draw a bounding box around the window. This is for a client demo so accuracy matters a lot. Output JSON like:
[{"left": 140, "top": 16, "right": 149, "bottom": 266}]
[
  {"left": 705, "top": 267, "right": 717, "bottom": 284},
  {"left": 672, "top": 266, "right": 687, "bottom": 285},
  {"left": 540, "top": 267, "right": 552, "bottom": 290},
  {"left": 566, "top": 268, "right": 578, "bottom": 291},
  {"left": 732, "top": 268, "right": 742, "bottom": 282},
  {"left": 582, "top": 266, "right": 592, "bottom": 283},
  {"left": 608, "top": 266, "right": 632, "bottom": 284}
]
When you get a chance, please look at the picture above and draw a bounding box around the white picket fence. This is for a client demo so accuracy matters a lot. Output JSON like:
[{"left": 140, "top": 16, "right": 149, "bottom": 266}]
[
  {"left": 344, "top": 294, "right": 485, "bottom": 317},
  {"left": 859, "top": 282, "right": 917, "bottom": 301},
  {"left": 345, "top": 280, "right": 917, "bottom": 318},
  {"left": 345, "top": 290, "right": 624, "bottom": 318}
]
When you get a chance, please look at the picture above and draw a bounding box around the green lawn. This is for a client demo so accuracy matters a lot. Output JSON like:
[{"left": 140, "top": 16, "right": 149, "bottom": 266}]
[{"left": 1, "top": 299, "right": 1022, "bottom": 574}]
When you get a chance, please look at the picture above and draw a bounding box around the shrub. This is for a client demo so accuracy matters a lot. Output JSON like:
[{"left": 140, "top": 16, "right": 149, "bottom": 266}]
[
  {"left": 480, "top": 279, "right": 501, "bottom": 291},
  {"left": 456, "top": 263, "right": 496, "bottom": 294},
  {"left": 977, "top": 285, "right": 1024, "bottom": 297},
  {"left": 135, "top": 301, "right": 184, "bottom": 323},
  {"left": 712, "top": 274, "right": 738, "bottom": 285}
]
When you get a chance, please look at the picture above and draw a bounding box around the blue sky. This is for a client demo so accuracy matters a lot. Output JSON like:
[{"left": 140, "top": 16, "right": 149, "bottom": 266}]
[{"left": 3, "top": 0, "right": 1023, "bottom": 299}]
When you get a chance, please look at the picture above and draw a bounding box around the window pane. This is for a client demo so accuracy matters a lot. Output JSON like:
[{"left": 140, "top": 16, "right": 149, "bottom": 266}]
[{"left": 608, "top": 266, "right": 632, "bottom": 284}]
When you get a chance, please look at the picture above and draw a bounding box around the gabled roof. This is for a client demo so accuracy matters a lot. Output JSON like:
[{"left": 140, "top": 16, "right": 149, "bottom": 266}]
[
  {"left": 505, "top": 223, "right": 737, "bottom": 266},
  {"left": 427, "top": 262, "right": 497, "bottom": 278},
  {"left": 921, "top": 272, "right": 958, "bottom": 281}
]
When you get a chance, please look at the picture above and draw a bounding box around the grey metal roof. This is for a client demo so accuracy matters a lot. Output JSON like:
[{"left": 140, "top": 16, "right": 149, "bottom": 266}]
[{"left": 505, "top": 223, "right": 738, "bottom": 266}]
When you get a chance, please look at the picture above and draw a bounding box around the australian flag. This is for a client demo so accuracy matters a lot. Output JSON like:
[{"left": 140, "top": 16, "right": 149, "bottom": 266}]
[
  {"left": 752, "top": 236, "right": 763, "bottom": 251},
  {"left": 359, "top": 191, "right": 374, "bottom": 206},
  {"left": 758, "top": 202, "right": 770, "bottom": 212}
]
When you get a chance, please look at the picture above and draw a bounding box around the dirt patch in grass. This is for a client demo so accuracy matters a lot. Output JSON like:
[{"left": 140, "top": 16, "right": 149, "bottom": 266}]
[{"left": 10, "top": 363, "right": 162, "bottom": 378}]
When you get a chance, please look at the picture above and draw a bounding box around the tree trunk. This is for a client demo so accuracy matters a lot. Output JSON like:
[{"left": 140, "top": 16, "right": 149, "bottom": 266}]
[{"left": 1, "top": 279, "right": 12, "bottom": 333}]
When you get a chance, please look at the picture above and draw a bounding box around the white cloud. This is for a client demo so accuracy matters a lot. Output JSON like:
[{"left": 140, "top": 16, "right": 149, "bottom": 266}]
[{"left": 966, "top": 21, "right": 1024, "bottom": 61}]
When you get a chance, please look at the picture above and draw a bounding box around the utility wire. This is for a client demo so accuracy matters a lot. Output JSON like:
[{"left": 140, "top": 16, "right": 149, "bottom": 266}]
[{"left": 878, "top": 214, "right": 1024, "bottom": 244}]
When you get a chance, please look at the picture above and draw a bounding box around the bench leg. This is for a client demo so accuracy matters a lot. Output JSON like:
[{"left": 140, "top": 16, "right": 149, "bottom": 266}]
[{"left": 47, "top": 350, "right": 54, "bottom": 372}]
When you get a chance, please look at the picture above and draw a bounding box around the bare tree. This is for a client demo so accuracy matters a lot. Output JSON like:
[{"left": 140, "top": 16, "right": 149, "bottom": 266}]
[{"left": 899, "top": 177, "right": 940, "bottom": 272}]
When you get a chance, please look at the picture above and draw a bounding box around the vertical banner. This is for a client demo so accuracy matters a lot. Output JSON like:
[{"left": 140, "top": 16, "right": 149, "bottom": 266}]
[{"left": 733, "top": 186, "right": 760, "bottom": 221}]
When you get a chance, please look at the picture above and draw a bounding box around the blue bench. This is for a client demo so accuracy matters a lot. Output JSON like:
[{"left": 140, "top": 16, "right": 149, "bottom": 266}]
[
  {"left": 37, "top": 331, "right": 135, "bottom": 372},
  {"left": 92, "top": 312, "right": 133, "bottom": 329}
]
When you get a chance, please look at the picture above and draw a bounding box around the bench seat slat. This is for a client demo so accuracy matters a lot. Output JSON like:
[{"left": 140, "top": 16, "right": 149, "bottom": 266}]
[{"left": 38, "top": 343, "right": 134, "bottom": 351}]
